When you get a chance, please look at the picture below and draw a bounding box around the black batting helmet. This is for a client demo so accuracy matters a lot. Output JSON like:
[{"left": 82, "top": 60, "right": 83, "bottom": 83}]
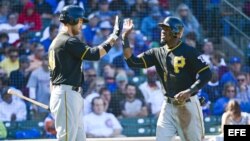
[
  {"left": 59, "top": 5, "right": 89, "bottom": 25},
  {"left": 159, "top": 16, "right": 184, "bottom": 38}
]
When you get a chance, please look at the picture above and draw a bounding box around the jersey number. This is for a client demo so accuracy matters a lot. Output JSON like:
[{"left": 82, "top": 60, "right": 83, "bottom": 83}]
[
  {"left": 173, "top": 56, "right": 185, "bottom": 73},
  {"left": 48, "top": 50, "right": 55, "bottom": 71}
]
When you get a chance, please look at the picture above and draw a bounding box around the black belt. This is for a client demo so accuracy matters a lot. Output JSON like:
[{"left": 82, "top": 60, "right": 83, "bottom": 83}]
[
  {"left": 53, "top": 84, "right": 80, "bottom": 92},
  {"left": 166, "top": 97, "right": 191, "bottom": 105},
  {"left": 71, "top": 86, "right": 79, "bottom": 92}
]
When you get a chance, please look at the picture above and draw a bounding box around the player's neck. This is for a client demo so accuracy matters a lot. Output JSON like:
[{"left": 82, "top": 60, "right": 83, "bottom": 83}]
[
  {"left": 62, "top": 25, "right": 74, "bottom": 36},
  {"left": 167, "top": 40, "right": 181, "bottom": 49}
]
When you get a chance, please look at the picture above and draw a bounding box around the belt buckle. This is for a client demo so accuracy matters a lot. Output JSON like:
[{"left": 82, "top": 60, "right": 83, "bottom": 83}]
[
  {"left": 173, "top": 99, "right": 185, "bottom": 106},
  {"left": 72, "top": 86, "right": 79, "bottom": 92}
]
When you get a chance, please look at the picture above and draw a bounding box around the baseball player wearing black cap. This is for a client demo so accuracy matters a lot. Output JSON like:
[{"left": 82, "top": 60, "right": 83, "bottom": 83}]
[
  {"left": 122, "top": 17, "right": 212, "bottom": 141},
  {"left": 48, "top": 5, "right": 122, "bottom": 141}
]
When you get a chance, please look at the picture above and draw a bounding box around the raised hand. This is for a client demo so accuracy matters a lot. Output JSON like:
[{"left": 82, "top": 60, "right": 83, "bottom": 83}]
[
  {"left": 122, "top": 18, "right": 134, "bottom": 38},
  {"left": 112, "top": 15, "right": 123, "bottom": 38}
]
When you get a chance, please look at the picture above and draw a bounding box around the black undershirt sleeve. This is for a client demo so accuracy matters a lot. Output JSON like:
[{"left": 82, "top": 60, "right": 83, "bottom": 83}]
[
  {"left": 65, "top": 37, "right": 100, "bottom": 61},
  {"left": 125, "top": 49, "right": 157, "bottom": 68},
  {"left": 187, "top": 47, "right": 212, "bottom": 94}
]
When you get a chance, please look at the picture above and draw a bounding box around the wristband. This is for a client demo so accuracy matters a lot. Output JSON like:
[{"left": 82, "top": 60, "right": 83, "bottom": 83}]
[
  {"left": 122, "top": 36, "right": 130, "bottom": 49},
  {"left": 103, "top": 43, "right": 112, "bottom": 53}
]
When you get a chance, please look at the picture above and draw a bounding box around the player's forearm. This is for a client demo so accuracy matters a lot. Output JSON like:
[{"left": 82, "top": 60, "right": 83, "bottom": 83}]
[
  {"left": 122, "top": 35, "right": 132, "bottom": 59},
  {"left": 98, "top": 35, "right": 117, "bottom": 58},
  {"left": 188, "top": 68, "right": 212, "bottom": 94},
  {"left": 98, "top": 43, "right": 112, "bottom": 58}
]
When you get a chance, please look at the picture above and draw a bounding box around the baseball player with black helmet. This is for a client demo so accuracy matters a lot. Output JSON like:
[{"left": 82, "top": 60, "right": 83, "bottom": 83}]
[
  {"left": 122, "top": 17, "right": 212, "bottom": 141},
  {"left": 48, "top": 5, "right": 122, "bottom": 141}
]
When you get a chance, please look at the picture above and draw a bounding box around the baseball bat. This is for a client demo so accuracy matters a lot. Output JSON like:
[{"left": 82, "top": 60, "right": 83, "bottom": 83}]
[{"left": 7, "top": 88, "right": 50, "bottom": 111}]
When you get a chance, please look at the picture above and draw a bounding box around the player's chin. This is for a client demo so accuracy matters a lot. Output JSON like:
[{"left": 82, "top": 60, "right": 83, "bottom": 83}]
[
  {"left": 160, "top": 40, "right": 167, "bottom": 46},
  {"left": 73, "top": 30, "right": 80, "bottom": 35}
]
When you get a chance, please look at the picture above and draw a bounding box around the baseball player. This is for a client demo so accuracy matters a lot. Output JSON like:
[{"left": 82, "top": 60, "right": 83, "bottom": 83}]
[
  {"left": 122, "top": 17, "right": 212, "bottom": 141},
  {"left": 48, "top": 5, "right": 122, "bottom": 141}
]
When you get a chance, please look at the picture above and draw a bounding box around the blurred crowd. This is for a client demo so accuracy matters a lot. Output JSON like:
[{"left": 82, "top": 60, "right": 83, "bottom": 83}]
[{"left": 0, "top": 0, "right": 250, "bottom": 139}]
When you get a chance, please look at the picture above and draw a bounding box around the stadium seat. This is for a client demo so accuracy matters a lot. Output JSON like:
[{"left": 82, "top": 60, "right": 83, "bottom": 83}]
[
  {"left": 204, "top": 115, "right": 221, "bottom": 126},
  {"left": 16, "top": 120, "right": 44, "bottom": 138},
  {"left": 3, "top": 122, "right": 18, "bottom": 139},
  {"left": 122, "top": 126, "right": 152, "bottom": 137},
  {"left": 17, "top": 120, "right": 44, "bottom": 129},
  {"left": 205, "top": 125, "right": 221, "bottom": 135},
  {"left": 119, "top": 117, "right": 153, "bottom": 136},
  {"left": 119, "top": 117, "right": 152, "bottom": 126}
]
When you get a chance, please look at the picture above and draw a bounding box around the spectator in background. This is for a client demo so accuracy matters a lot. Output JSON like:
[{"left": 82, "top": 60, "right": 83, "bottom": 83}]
[
  {"left": 108, "top": 39, "right": 123, "bottom": 64},
  {"left": 34, "top": 0, "right": 53, "bottom": 19},
  {"left": 202, "top": 70, "right": 222, "bottom": 103},
  {"left": 9, "top": 55, "right": 31, "bottom": 97},
  {"left": 93, "top": 21, "right": 112, "bottom": 50},
  {"left": 139, "top": 67, "right": 164, "bottom": 117},
  {"left": 44, "top": 113, "right": 56, "bottom": 138},
  {"left": 109, "top": 71, "right": 128, "bottom": 116},
  {"left": 132, "top": 31, "right": 149, "bottom": 56},
  {"left": 184, "top": 31, "right": 197, "bottom": 48},
  {"left": 0, "top": 48, "right": 19, "bottom": 76},
  {"left": 18, "top": 2, "right": 42, "bottom": 31},
  {"left": 220, "top": 56, "right": 242, "bottom": 87},
  {"left": 175, "top": 3, "right": 202, "bottom": 41},
  {"left": 41, "top": 13, "right": 61, "bottom": 41},
  {"left": 41, "top": 24, "right": 59, "bottom": 52},
  {"left": 82, "top": 67, "right": 97, "bottom": 97},
  {"left": 11, "top": 0, "right": 30, "bottom": 14},
  {"left": 158, "top": 0, "right": 169, "bottom": 10},
  {"left": 221, "top": 99, "right": 250, "bottom": 133},
  {"left": 100, "top": 87, "right": 112, "bottom": 113},
  {"left": 0, "top": 119, "right": 7, "bottom": 139},
  {"left": 93, "top": 0, "right": 113, "bottom": 21},
  {"left": 84, "top": 97, "right": 123, "bottom": 138},
  {"left": 27, "top": 44, "right": 45, "bottom": 72},
  {"left": 82, "top": 13, "right": 100, "bottom": 46},
  {"left": 109, "top": 0, "right": 128, "bottom": 17},
  {"left": 12, "top": 29, "right": 31, "bottom": 56},
  {"left": 26, "top": 54, "right": 50, "bottom": 120},
  {"left": 213, "top": 82, "right": 237, "bottom": 115},
  {"left": 85, "top": 0, "right": 98, "bottom": 15},
  {"left": 120, "top": 83, "right": 148, "bottom": 118},
  {"left": 0, "top": 33, "right": 9, "bottom": 61},
  {"left": 242, "top": 66, "right": 250, "bottom": 86},
  {"left": 54, "top": 0, "right": 84, "bottom": 14},
  {"left": 141, "top": 8, "right": 161, "bottom": 41},
  {"left": 210, "top": 50, "right": 228, "bottom": 79},
  {"left": 0, "top": 75, "right": 8, "bottom": 102},
  {"left": 93, "top": 20, "right": 112, "bottom": 67},
  {"left": 0, "top": 1, "right": 10, "bottom": 24},
  {"left": 84, "top": 77, "right": 105, "bottom": 115},
  {"left": 235, "top": 73, "right": 250, "bottom": 113},
  {"left": 0, "top": 33, "right": 9, "bottom": 48},
  {"left": 200, "top": 39, "right": 214, "bottom": 66},
  {"left": 130, "top": 0, "right": 148, "bottom": 29},
  {"left": 0, "top": 87, "right": 27, "bottom": 121},
  {"left": 220, "top": 0, "right": 234, "bottom": 37},
  {"left": 82, "top": 68, "right": 97, "bottom": 96},
  {"left": 102, "top": 64, "right": 117, "bottom": 93},
  {"left": 243, "top": 0, "right": 250, "bottom": 17},
  {"left": 0, "top": 13, "right": 24, "bottom": 44}
]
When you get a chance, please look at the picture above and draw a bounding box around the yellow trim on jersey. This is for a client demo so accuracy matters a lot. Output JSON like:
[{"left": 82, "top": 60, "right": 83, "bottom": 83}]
[
  {"left": 168, "top": 41, "right": 182, "bottom": 52},
  {"left": 64, "top": 93, "right": 68, "bottom": 141},
  {"left": 195, "top": 99, "right": 205, "bottom": 137},
  {"left": 81, "top": 47, "right": 90, "bottom": 60},
  {"left": 141, "top": 56, "right": 147, "bottom": 68},
  {"left": 197, "top": 66, "right": 209, "bottom": 74},
  {"left": 128, "top": 57, "right": 144, "bottom": 66}
]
